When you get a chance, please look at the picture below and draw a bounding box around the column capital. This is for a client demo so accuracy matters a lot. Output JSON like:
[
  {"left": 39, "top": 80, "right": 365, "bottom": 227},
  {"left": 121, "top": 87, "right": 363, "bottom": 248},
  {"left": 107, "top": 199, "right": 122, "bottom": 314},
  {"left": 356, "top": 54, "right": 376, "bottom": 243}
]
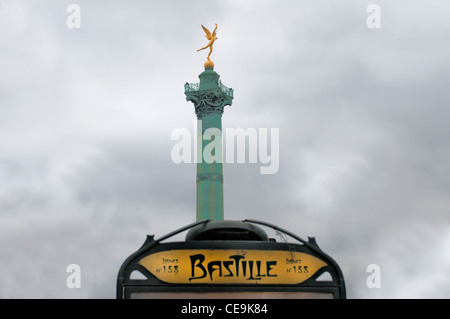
[{"left": 184, "top": 69, "right": 233, "bottom": 117}]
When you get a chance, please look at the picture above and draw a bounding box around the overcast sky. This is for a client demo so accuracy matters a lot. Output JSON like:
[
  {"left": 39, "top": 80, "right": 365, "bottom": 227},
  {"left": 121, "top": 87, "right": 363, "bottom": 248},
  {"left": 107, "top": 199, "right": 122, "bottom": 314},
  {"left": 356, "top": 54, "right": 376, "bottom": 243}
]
[{"left": 1, "top": 0, "right": 450, "bottom": 299}]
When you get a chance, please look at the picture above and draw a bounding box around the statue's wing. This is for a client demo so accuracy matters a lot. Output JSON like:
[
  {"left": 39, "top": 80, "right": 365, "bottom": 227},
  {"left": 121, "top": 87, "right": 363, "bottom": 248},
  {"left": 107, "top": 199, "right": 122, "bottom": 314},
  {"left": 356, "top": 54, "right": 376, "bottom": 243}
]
[
  {"left": 212, "top": 25, "right": 217, "bottom": 38},
  {"left": 201, "top": 25, "right": 212, "bottom": 40}
]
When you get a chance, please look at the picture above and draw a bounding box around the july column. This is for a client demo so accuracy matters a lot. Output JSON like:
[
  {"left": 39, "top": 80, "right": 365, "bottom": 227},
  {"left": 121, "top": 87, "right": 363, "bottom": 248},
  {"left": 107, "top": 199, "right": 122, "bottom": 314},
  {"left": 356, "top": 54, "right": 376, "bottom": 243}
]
[{"left": 184, "top": 66, "right": 234, "bottom": 221}]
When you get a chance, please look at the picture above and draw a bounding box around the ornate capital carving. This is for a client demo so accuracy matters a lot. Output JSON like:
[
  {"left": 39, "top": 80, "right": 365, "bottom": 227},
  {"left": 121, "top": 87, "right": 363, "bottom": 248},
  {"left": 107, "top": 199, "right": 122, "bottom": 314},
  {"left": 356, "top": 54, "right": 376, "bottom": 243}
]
[
  {"left": 185, "top": 77, "right": 233, "bottom": 117},
  {"left": 185, "top": 89, "right": 233, "bottom": 116}
]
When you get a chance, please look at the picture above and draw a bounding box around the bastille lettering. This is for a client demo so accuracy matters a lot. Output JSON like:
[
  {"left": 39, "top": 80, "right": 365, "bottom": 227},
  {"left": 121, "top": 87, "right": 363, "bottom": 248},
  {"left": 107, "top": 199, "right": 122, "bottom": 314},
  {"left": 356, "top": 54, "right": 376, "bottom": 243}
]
[{"left": 189, "top": 253, "right": 277, "bottom": 281}]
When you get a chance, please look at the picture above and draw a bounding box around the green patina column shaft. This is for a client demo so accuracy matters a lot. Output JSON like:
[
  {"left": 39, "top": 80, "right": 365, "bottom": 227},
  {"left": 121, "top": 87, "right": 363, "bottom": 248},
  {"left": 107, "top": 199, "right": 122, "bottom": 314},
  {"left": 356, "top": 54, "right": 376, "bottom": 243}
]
[{"left": 185, "top": 67, "right": 233, "bottom": 221}]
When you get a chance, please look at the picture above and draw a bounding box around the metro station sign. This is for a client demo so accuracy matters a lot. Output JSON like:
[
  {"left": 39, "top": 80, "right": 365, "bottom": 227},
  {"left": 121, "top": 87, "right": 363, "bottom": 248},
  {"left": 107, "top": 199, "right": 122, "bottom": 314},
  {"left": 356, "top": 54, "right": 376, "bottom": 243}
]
[
  {"left": 117, "top": 220, "right": 346, "bottom": 299},
  {"left": 139, "top": 249, "right": 327, "bottom": 285}
]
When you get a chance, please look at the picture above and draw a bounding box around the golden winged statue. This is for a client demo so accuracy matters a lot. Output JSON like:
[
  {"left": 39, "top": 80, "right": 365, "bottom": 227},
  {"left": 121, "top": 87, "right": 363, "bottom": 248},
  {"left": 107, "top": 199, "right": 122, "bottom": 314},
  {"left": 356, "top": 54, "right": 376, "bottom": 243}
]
[{"left": 197, "top": 23, "right": 218, "bottom": 66}]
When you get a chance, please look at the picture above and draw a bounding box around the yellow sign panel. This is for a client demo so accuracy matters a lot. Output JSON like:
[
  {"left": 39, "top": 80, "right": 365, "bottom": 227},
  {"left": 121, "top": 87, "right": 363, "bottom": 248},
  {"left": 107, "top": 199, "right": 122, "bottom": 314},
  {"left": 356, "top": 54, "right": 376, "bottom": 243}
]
[{"left": 139, "top": 249, "right": 327, "bottom": 285}]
